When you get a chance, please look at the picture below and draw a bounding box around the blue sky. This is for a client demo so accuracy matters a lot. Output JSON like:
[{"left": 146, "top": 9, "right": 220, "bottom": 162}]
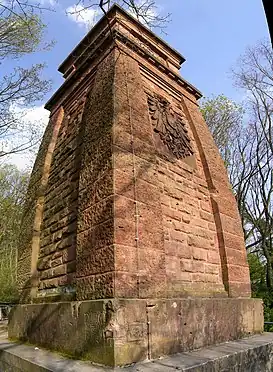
[
  {"left": 165, "top": 0, "right": 269, "bottom": 99},
  {"left": 4, "top": 0, "right": 270, "bottom": 168}
]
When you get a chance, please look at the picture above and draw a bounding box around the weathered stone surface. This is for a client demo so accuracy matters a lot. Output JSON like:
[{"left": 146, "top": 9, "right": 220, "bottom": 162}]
[
  {"left": 146, "top": 298, "right": 263, "bottom": 360},
  {"left": 8, "top": 298, "right": 263, "bottom": 368},
  {"left": 8, "top": 301, "right": 114, "bottom": 366}
]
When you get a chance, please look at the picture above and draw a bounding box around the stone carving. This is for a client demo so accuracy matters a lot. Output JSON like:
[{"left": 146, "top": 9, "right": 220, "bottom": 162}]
[{"left": 147, "top": 94, "right": 193, "bottom": 159}]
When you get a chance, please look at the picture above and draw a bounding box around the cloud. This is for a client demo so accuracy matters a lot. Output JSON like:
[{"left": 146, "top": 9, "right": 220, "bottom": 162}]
[
  {"left": 40, "top": 0, "right": 56, "bottom": 6},
  {"left": 66, "top": 4, "right": 98, "bottom": 29},
  {"left": 2, "top": 104, "right": 49, "bottom": 170},
  {"left": 12, "top": 104, "right": 49, "bottom": 126},
  {"left": 126, "top": 0, "right": 159, "bottom": 27}
]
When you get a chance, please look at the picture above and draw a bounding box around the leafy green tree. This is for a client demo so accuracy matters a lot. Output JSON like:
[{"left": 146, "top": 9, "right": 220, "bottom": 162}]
[
  {"left": 0, "top": 14, "right": 48, "bottom": 58},
  {"left": 0, "top": 165, "right": 29, "bottom": 302},
  {"left": 248, "top": 253, "right": 273, "bottom": 331},
  {"left": 200, "top": 94, "right": 244, "bottom": 168},
  {"left": 0, "top": 5, "right": 51, "bottom": 158}
]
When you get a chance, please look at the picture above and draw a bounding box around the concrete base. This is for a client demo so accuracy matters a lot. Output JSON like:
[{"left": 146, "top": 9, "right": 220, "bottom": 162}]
[
  {"left": 1, "top": 333, "right": 273, "bottom": 371},
  {"left": 8, "top": 298, "right": 263, "bottom": 367}
]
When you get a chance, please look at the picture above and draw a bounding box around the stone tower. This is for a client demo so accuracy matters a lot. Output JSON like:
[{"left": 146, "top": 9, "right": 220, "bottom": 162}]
[{"left": 9, "top": 5, "right": 263, "bottom": 367}]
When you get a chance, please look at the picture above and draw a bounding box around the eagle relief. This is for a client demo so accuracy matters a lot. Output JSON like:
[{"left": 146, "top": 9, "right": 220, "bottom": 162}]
[{"left": 147, "top": 94, "right": 194, "bottom": 159}]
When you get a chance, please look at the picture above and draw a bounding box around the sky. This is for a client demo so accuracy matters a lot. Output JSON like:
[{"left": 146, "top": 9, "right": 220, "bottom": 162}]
[{"left": 3, "top": 0, "right": 270, "bottom": 169}]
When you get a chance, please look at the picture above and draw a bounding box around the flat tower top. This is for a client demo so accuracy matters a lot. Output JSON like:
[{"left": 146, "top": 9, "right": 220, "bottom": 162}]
[
  {"left": 58, "top": 3, "right": 186, "bottom": 76},
  {"left": 46, "top": 3, "right": 202, "bottom": 110}
]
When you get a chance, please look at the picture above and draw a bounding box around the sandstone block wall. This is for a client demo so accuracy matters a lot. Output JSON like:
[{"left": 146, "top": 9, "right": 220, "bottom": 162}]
[{"left": 16, "top": 5, "right": 251, "bottom": 303}]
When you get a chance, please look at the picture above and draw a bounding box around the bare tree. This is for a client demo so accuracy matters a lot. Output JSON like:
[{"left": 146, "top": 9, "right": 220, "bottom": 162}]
[
  {"left": 203, "top": 41, "right": 273, "bottom": 293},
  {"left": 0, "top": 0, "right": 54, "bottom": 20},
  {"left": 67, "top": 0, "right": 170, "bottom": 30},
  {"left": 233, "top": 41, "right": 273, "bottom": 287},
  {"left": 0, "top": 65, "right": 50, "bottom": 158}
]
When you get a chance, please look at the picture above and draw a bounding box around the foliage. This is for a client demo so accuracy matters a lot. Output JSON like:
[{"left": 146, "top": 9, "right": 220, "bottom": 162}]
[
  {"left": 0, "top": 3, "right": 51, "bottom": 159},
  {"left": 200, "top": 94, "right": 244, "bottom": 167},
  {"left": 0, "top": 14, "right": 48, "bottom": 59},
  {"left": 248, "top": 254, "right": 273, "bottom": 331},
  {"left": 0, "top": 164, "right": 29, "bottom": 302}
]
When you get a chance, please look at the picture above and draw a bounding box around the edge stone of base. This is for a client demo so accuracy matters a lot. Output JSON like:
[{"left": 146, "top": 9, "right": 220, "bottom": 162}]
[{"left": 0, "top": 333, "right": 273, "bottom": 371}]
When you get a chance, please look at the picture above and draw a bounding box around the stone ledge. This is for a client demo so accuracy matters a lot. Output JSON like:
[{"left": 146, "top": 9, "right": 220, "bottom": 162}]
[
  {"left": 0, "top": 333, "right": 273, "bottom": 371},
  {"left": 8, "top": 298, "right": 263, "bottom": 366}
]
